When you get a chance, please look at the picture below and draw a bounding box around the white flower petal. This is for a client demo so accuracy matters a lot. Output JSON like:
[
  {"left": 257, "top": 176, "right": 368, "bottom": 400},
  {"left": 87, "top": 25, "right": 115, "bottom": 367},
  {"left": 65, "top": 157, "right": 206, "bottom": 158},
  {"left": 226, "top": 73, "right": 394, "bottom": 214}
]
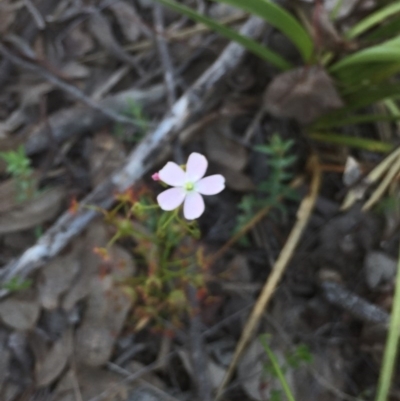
[
  {"left": 157, "top": 188, "right": 186, "bottom": 211},
  {"left": 159, "top": 162, "right": 186, "bottom": 186},
  {"left": 186, "top": 153, "right": 208, "bottom": 182},
  {"left": 196, "top": 175, "right": 225, "bottom": 195},
  {"left": 183, "top": 192, "right": 205, "bottom": 220}
]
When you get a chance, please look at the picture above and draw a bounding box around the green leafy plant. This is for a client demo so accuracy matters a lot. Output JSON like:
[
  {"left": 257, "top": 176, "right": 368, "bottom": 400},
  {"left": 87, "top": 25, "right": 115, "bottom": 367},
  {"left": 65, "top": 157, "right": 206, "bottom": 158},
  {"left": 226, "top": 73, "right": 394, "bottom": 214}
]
[
  {"left": 1, "top": 277, "right": 33, "bottom": 292},
  {"left": 0, "top": 145, "right": 37, "bottom": 202},
  {"left": 114, "top": 98, "right": 149, "bottom": 143},
  {"left": 260, "top": 334, "right": 313, "bottom": 401},
  {"left": 236, "top": 134, "right": 298, "bottom": 232},
  {"left": 95, "top": 187, "right": 207, "bottom": 331}
]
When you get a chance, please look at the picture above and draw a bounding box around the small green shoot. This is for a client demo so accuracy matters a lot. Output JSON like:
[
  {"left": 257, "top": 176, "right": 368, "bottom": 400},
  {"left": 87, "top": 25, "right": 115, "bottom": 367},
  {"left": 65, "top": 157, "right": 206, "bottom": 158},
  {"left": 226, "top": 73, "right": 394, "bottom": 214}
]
[
  {"left": 2, "top": 277, "right": 33, "bottom": 292},
  {"left": 114, "top": 99, "right": 149, "bottom": 143},
  {"left": 259, "top": 335, "right": 312, "bottom": 401},
  {"left": 96, "top": 187, "right": 207, "bottom": 332},
  {"left": 375, "top": 245, "right": 400, "bottom": 401},
  {"left": 236, "top": 134, "right": 298, "bottom": 232},
  {"left": 0, "top": 145, "right": 37, "bottom": 202}
]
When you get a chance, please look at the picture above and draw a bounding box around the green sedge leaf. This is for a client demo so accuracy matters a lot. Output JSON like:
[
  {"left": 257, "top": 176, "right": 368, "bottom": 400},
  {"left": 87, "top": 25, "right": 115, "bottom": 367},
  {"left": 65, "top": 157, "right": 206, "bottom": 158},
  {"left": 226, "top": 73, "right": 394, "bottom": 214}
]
[
  {"left": 154, "top": 0, "right": 291, "bottom": 70},
  {"left": 346, "top": 2, "right": 400, "bottom": 39},
  {"left": 212, "top": 0, "right": 313, "bottom": 62}
]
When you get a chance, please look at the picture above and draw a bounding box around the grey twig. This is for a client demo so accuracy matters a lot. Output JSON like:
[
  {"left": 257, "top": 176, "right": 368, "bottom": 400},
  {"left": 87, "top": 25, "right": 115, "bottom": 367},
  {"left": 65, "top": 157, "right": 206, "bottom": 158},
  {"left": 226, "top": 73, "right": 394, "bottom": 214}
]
[
  {"left": 24, "top": 0, "right": 46, "bottom": 29},
  {"left": 320, "top": 280, "right": 389, "bottom": 325},
  {"left": 0, "top": 43, "right": 138, "bottom": 125},
  {"left": 153, "top": 3, "right": 177, "bottom": 107},
  {"left": 25, "top": 85, "right": 165, "bottom": 155},
  {"left": 0, "top": 16, "right": 265, "bottom": 296},
  {"left": 187, "top": 283, "right": 212, "bottom": 401}
]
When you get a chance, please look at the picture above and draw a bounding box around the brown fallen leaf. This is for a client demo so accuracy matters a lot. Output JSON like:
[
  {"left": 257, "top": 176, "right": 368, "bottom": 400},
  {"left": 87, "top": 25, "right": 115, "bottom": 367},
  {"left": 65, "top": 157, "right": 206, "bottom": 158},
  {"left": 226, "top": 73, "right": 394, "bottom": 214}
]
[
  {"left": 0, "top": 290, "right": 40, "bottom": 330},
  {"left": 109, "top": 1, "right": 142, "bottom": 42},
  {"left": 89, "top": 131, "right": 127, "bottom": 187},
  {"left": 204, "top": 126, "right": 248, "bottom": 172},
  {"left": 64, "top": 24, "right": 95, "bottom": 58},
  {"left": 0, "top": 186, "right": 66, "bottom": 234},
  {"left": 35, "top": 329, "right": 73, "bottom": 387},
  {"left": 216, "top": 164, "right": 255, "bottom": 192},
  {"left": 74, "top": 245, "right": 136, "bottom": 366},
  {"left": 264, "top": 65, "right": 343, "bottom": 124},
  {"left": 62, "top": 221, "right": 109, "bottom": 311},
  {"left": 38, "top": 241, "right": 83, "bottom": 310}
]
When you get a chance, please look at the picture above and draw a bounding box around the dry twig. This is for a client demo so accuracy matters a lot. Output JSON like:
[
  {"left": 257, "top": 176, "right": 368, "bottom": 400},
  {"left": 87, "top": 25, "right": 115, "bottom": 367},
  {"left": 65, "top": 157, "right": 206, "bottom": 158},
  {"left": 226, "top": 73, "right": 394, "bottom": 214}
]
[
  {"left": 216, "top": 154, "right": 322, "bottom": 398},
  {"left": 0, "top": 43, "right": 139, "bottom": 125}
]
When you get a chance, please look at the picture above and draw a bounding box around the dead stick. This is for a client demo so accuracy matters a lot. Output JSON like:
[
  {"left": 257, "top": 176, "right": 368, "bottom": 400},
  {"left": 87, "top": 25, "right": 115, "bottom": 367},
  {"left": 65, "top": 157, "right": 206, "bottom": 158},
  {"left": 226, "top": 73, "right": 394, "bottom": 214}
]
[{"left": 216, "top": 154, "right": 322, "bottom": 398}]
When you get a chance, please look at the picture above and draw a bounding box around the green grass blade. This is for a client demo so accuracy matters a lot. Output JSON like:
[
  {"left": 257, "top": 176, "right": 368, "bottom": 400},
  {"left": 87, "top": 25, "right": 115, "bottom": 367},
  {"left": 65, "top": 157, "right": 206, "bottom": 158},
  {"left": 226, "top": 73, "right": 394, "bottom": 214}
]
[
  {"left": 260, "top": 335, "right": 296, "bottom": 401},
  {"left": 375, "top": 246, "right": 400, "bottom": 401},
  {"left": 333, "top": 62, "right": 400, "bottom": 89},
  {"left": 154, "top": 0, "right": 292, "bottom": 70},
  {"left": 346, "top": 2, "right": 400, "bottom": 39},
  {"left": 212, "top": 0, "right": 314, "bottom": 62},
  {"left": 308, "top": 132, "right": 393, "bottom": 153},
  {"left": 313, "top": 113, "right": 400, "bottom": 129},
  {"left": 330, "top": 36, "right": 400, "bottom": 72},
  {"left": 365, "top": 18, "right": 400, "bottom": 42}
]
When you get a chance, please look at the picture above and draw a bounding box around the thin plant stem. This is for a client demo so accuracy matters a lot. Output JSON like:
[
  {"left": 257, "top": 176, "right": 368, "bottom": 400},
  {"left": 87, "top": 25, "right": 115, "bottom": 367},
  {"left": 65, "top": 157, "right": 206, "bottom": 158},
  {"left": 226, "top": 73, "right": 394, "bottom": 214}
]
[
  {"left": 375, "top": 243, "right": 400, "bottom": 401},
  {"left": 260, "top": 335, "right": 296, "bottom": 401}
]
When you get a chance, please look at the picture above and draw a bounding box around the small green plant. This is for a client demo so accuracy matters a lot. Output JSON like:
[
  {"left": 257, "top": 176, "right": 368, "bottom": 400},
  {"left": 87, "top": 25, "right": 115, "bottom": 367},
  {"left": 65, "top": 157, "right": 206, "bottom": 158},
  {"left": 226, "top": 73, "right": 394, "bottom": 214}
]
[
  {"left": 2, "top": 277, "right": 33, "bottom": 292},
  {"left": 114, "top": 99, "right": 149, "bottom": 143},
  {"left": 236, "top": 134, "right": 298, "bottom": 232},
  {"left": 0, "top": 145, "right": 37, "bottom": 202},
  {"left": 260, "top": 334, "right": 313, "bottom": 401},
  {"left": 94, "top": 153, "right": 224, "bottom": 332}
]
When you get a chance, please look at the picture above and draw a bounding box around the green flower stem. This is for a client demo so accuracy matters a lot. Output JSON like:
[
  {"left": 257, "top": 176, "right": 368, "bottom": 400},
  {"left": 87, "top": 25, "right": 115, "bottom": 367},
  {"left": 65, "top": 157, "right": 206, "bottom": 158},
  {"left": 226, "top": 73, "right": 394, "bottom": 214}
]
[
  {"left": 159, "top": 209, "right": 179, "bottom": 232},
  {"left": 375, "top": 244, "right": 400, "bottom": 401}
]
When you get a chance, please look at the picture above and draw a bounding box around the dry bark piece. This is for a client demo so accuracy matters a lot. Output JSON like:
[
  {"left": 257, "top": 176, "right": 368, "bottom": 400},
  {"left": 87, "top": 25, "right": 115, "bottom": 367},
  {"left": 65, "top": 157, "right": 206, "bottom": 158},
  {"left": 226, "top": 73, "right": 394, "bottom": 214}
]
[
  {"left": 264, "top": 65, "right": 343, "bottom": 124},
  {"left": 35, "top": 329, "right": 73, "bottom": 387},
  {"left": 204, "top": 128, "right": 248, "bottom": 172},
  {"left": 0, "top": 291, "right": 40, "bottom": 330},
  {"left": 0, "top": 186, "right": 66, "bottom": 234},
  {"left": 109, "top": 1, "right": 142, "bottom": 42},
  {"left": 38, "top": 241, "right": 83, "bottom": 309},
  {"left": 74, "top": 245, "right": 135, "bottom": 367}
]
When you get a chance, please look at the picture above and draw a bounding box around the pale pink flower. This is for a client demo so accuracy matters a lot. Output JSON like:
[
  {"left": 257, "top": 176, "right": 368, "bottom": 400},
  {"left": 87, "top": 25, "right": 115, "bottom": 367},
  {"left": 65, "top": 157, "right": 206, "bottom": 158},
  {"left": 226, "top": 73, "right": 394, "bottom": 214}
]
[
  {"left": 151, "top": 172, "right": 160, "bottom": 181},
  {"left": 156, "top": 153, "right": 225, "bottom": 220}
]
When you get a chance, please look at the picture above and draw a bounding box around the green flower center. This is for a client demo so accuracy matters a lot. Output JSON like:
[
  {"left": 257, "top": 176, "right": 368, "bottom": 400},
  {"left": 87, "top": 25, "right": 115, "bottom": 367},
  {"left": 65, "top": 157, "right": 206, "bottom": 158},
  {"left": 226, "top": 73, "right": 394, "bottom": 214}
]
[{"left": 185, "top": 182, "right": 194, "bottom": 191}]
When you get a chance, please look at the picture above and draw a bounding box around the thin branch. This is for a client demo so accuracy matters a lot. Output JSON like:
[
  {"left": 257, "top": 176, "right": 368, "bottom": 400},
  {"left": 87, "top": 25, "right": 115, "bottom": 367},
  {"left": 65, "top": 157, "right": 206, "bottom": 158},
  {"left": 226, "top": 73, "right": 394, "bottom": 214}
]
[
  {"left": 0, "top": 43, "right": 138, "bottom": 125},
  {"left": 153, "top": 3, "right": 177, "bottom": 107}
]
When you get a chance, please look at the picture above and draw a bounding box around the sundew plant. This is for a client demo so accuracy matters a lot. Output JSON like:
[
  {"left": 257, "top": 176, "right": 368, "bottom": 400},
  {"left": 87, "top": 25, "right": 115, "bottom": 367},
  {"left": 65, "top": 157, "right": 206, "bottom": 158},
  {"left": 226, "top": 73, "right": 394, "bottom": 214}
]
[{"left": 96, "top": 153, "right": 225, "bottom": 331}]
